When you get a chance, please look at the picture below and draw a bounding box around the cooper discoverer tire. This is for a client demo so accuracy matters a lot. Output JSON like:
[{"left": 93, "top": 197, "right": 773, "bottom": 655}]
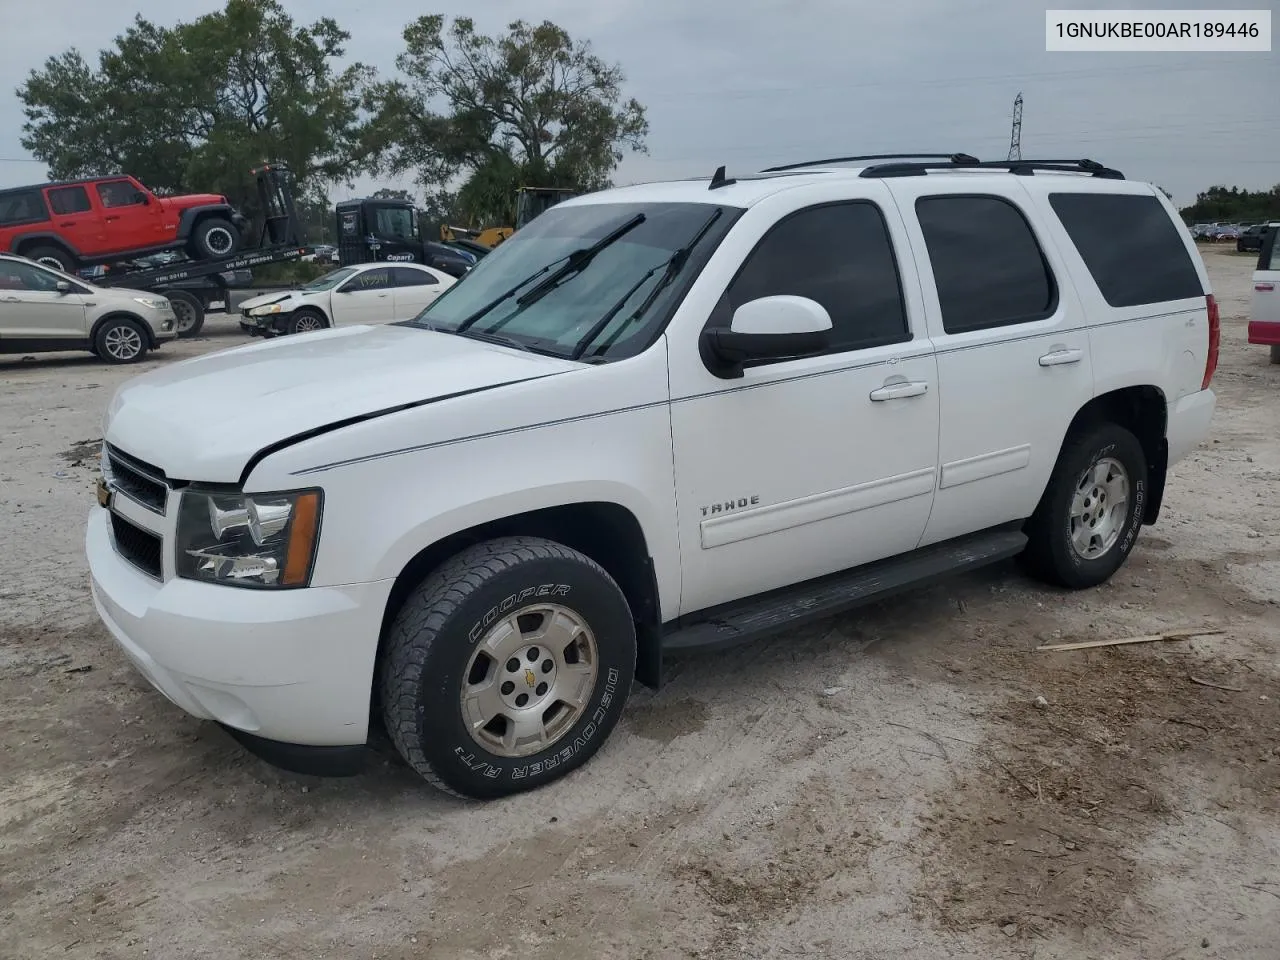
[
  {"left": 379, "top": 536, "right": 636, "bottom": 800},
  {"left": 1021, "top": 422, "right": 1147, "bottom": 590}
]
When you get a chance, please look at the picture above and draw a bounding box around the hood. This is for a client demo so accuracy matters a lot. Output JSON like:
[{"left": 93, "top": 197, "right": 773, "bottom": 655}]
[
  {"left": 239, "top": 290, "right": 300, "bottom": 310},
  {"left": 158, "top": 192, "right": 227, "bottom": 209},
  {"left": 104, "top": 323, "right": 579, "bottom": 482}
]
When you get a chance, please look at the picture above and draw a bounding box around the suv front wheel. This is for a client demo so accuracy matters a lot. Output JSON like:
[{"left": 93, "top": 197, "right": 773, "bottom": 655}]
[
  {"left": 93, "top": 316, "right": 150, "bottom": 364},
  {"left": 379, "top": 536, "right": 636, "bottom": 799},
  {"left": 1022, "top": 422, "right": 1148, "bottom": 589},
  {"left": 189, "top": 218, "right": 241, "bottom": 261}
]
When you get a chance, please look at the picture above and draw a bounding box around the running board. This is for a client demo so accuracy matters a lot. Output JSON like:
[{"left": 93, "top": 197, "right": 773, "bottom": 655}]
[{"left": 660, "top": 527, "right": 1028, "bottom": 656}]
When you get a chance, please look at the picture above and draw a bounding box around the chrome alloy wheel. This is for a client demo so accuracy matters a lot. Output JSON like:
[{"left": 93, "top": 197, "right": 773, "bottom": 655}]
[
  {"left": 460, "top": 604, "right": 598, "bottom": 758},
  {"left": 292, "top": 313, "right": 325, "bottom": 332},
  {"left": 102, "top": 323, "right": 144, "bottom": 361},
  {"left": 1070, "top": 457, "right": 1130, "bottom": 560}
]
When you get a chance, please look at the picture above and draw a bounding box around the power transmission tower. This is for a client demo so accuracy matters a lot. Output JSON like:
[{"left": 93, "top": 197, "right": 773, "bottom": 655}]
[{"left": 1007, "top": 92, "right": 1023, "bottom": 161}]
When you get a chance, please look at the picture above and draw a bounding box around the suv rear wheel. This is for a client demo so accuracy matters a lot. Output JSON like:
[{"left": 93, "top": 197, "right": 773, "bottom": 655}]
[
  {"left": 379, "top": 536, "right": 636, "bottom": 799},
  {"left": 189, "top": 218, "right": 240, "bottom": 261},
  {"left": 1022, "top": 422, "right": 1148, "bottom": 590},
  {"left": 25, "top": 245, "right": 79, "bottom": 274}
]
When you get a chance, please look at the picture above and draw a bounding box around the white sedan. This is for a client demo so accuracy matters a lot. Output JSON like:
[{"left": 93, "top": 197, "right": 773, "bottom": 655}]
[{"left": 238, "top": 262, "right": 456, "bottom": 336}]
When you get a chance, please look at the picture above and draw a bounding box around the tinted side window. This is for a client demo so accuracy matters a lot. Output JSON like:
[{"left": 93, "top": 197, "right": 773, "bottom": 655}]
[
  {"left": 916, "top": 195, "right": 1056, "bottom": 334},
  {"left": 721, "top": 201, "right": 909, "bottom": 354},
  {"left": 1049, "top": 193, "right": 1203, "bottom": 307},
  {"left": 48, "top": 186, "right": 92, "bottom": 216},
  {"left": 0, "top": 190, "right": 47, "bottom": 226},
  {"left": 97, "top": 180, "right": 146, "bottom": 208},
  {"left": 393, "top": 267, "right": 437, "bottom": 287}
]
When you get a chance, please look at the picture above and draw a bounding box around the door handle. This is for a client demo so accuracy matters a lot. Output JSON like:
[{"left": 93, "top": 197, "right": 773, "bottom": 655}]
[
  {"left": 1039, "top": 347, "right": 1083, "bottom": 367},
  {"left": 869, "top": 380, "right": 929, "bottom": 401},
  {"left": 1, "top": 296, "right": 21, "bottom": 302},
  {"left": 104, "top": 215, "right": 121, "bottom": 222},
  {"left": 58, "top": 221, "right": 77, "bottom": 227}
]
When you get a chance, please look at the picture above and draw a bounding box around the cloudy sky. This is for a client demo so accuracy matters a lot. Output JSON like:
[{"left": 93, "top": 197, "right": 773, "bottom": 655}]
[{"left": 0, "top": 0, "right": 1272, "bottom": 205}]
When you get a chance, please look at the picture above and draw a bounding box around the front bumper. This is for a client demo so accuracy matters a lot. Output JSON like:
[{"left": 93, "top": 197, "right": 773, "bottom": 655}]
[
  {"left": 87, "top": 507, "right": 394, "bottom": 750},
  {"left": 1247, "top": 319, "right": 1280, "bottom": 346}
]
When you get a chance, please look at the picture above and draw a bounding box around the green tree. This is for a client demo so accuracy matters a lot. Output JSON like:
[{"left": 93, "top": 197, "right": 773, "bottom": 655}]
[
  {"left": 372, "top": 187, "right": 417, "bottom": 203},
  {"left": 17, "top": 0, "right": 369, "bottom": 213},
  {"left": 363, "top": 15, "right": 647, "bottom": 223},
  {"left": 1180, "top": 184, "right": 1280, "bottom": 224}
]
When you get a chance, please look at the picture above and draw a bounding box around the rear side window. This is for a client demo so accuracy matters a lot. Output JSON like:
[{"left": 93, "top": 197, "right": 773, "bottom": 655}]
[
  {"left": 915, "top": 195, "right": 1056, "bottom": 334},
  {"left": 48, "top": 186, "right": 92, "bottom": 215},
  {"left": 1049, "top": 193, "right": 1203, "bottom": 307},
  {"left": 393, "top": 266, "right": 438, "bottom": 286},
  {"left": 720, "top": 200, "right": 910, "bottom": 354},
  {"left": 0, "top": 190, "right": 48, "bottom": 226}
]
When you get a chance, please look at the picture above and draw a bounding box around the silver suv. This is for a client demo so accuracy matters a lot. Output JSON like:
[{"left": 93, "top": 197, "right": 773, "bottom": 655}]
[{"left": 0, "top": 253, "right": 176, "bottom": 364}]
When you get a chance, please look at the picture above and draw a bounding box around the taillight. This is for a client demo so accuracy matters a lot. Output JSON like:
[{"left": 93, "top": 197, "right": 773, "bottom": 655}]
[{"left": 1202, "top": 294, "right": 1220, "bottom": 390}]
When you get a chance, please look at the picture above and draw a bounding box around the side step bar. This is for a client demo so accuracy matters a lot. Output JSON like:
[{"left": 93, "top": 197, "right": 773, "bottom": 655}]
[{"left": 659, "top": 526, "right": 1028, "bottom": 657}]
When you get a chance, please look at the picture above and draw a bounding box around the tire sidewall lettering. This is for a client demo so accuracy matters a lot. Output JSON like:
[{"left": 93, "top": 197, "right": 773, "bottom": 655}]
[
  {"left": 1063, "top": 436, "right": 1144, "bottom": 569},
  {"left": 451, "top": 666, "right": 623, "bottom": 783},
  {"left": 466, "top": 583, "right": 571, "bottom": 643}
]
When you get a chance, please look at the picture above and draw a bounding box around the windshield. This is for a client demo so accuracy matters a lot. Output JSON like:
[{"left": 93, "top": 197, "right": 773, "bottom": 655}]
[
  {"left": 373, "top": 205, "right": 418, "bottom": 240},
  {"left": 301, "top": 267, "right": 358, "bottom": 291},
  {"left": 405, "top": 201, "right": 739, "bottom": 360}
]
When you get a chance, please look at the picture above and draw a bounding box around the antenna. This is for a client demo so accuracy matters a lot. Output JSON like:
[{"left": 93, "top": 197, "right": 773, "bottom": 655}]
[{"left": 1007, "top": 92, "right": 1023, "bottom": 162}]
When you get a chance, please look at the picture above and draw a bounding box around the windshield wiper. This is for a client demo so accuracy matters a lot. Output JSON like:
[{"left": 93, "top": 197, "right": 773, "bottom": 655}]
[
  {"left": 511, "top": 213, "right": 646, "bottom": 309},
  {"left": 570, "top": 208, "right": 723, "bottom": 362},
  {"left": 454, "top": 328, "right": 534, "bottom": 353},
  {"left": 451, "top": 212, "right": 645, "bottom": 335}
]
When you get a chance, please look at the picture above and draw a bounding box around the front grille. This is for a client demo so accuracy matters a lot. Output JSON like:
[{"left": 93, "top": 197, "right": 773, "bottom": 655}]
[
  {"left": 106, "top": 445, "right": 168, "bottom": 513},
  {"left": 111, "top": 513, "right": 163, "bottom": 580}
]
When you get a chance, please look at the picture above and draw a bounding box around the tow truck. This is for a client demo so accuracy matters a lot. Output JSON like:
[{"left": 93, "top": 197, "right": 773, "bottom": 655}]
[{"left": 88, "top": 164, "right": 311, "bottom": 338}]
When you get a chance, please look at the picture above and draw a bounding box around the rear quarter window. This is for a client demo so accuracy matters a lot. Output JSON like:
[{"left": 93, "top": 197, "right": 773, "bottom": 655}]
[
  {"left": 1048, "top": 193, "right": 1204, "bottom": 307},
  {"left": 0, "top": 190, "right": 48, "bottom": 227}
]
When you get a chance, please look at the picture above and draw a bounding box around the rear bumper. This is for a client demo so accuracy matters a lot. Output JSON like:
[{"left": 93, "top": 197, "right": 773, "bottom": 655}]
[
  {"left": 1167, "top": 389, "right": 1216, "bottom": 466},
  {"left": 1247, "top": 320, "right": 1280, "bottom": 346}
]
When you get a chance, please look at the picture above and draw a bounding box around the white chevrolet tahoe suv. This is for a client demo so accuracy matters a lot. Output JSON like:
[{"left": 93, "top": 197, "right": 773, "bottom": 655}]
[{"left": 87, "top": 155, "right": 1219, "bottom": 799}]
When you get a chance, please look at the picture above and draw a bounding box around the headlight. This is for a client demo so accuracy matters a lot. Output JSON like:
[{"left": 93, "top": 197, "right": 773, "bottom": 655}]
[
  {"left": 175, "top": 487, "right": 323, "bottom": 589},
  {"left": 133, "top": 297, "right": 166, "bottom": 310},
  {"left": 249, "top": 303, "right": 286, "bottom": 317}
]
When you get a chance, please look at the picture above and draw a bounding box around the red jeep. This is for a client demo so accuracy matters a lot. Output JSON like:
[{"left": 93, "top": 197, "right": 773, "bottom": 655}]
[{"left": 0, "top": 175, "right": 249, "bottom": 273}]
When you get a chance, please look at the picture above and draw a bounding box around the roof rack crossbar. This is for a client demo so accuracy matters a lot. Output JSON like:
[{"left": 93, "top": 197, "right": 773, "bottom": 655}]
[
  {"left": 859, "top": 158, "right": 1124, "bottom": 180},
  {"left": 761, "top": 153, "right": 978, "bottom": 173}
]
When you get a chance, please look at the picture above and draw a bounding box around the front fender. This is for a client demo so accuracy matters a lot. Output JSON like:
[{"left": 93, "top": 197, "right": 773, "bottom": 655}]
[{"left": 176, "top": 205, "right": 236, "bottom": 239}]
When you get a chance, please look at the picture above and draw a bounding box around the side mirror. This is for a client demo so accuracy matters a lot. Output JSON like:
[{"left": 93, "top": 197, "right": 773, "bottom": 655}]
[
  {"left": 55, "top": 280, "right": 73, "bottom": 294},
  {"left": 700, "top": 295, "right": 832, "bottom": 379}
]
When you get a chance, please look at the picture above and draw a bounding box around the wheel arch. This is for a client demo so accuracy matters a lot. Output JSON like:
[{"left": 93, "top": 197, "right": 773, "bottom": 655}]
[
  {"left": 375, "top": 500, "right": 664, "bottom": 695},
  {"left": 176, "top": 205, "right": 237, "bottom": 240},
  {"left": 1063, "top": 385, "right": 1168, "bottom": 524},
  {"left": 13, "top": 233, "right": 80, "bottom": 259},
  {"left": 90, "top": 310, "right": 157, "bottom": 349}
]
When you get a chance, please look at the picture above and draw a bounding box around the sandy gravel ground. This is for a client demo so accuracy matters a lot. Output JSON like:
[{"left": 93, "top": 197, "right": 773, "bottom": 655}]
[{"left": 1, "top": 248, "right": 1276, "bottom": 960}]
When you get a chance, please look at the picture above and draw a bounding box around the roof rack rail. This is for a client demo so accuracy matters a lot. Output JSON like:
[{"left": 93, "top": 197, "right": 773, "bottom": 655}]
[
  {"left": 761, "top": 153, "right": 977, "bottom": 173},
  {"left": 859, "top": 158, "right": 1125, "bottom": 180}
]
